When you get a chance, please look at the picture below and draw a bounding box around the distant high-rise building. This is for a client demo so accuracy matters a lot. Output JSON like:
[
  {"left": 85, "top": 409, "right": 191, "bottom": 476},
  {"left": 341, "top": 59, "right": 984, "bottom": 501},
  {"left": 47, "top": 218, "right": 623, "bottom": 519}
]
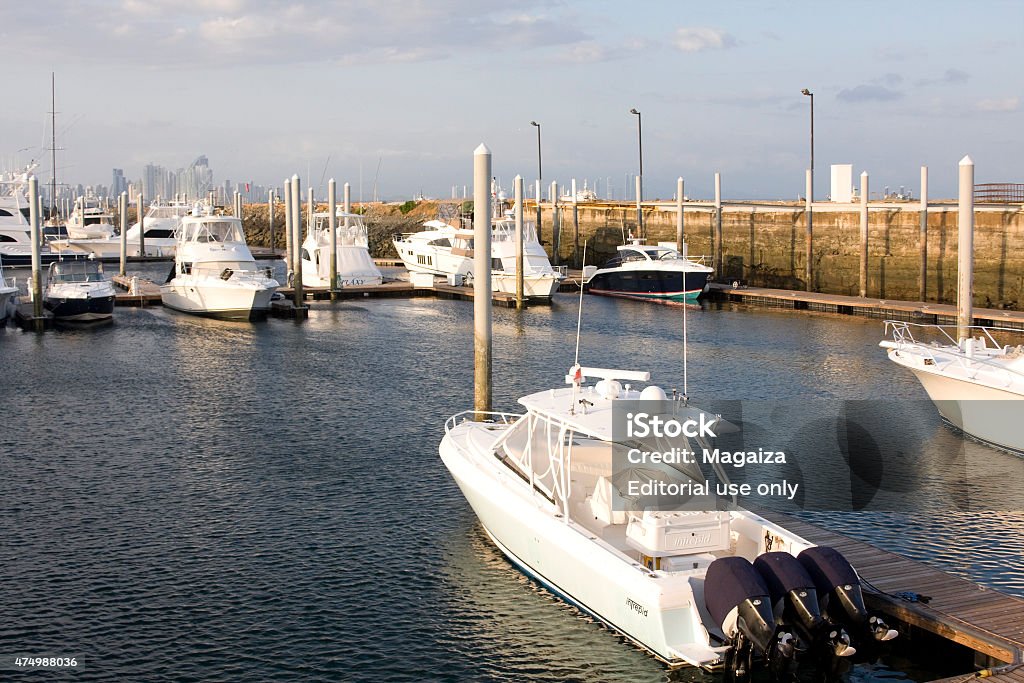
[{"left": 111, "top": 168, "right": 127, "bottom": 197}]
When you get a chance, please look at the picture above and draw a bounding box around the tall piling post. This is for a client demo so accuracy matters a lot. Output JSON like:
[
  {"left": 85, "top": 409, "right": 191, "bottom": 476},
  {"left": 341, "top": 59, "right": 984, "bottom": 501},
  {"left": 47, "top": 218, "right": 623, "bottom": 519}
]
[
  {"left": 307, "top": 186, "right": 314, "bottom": 250},
  {"left": 473, "top": 144, "right": 493, "bottom": 415},
  {"left": 805, "top": 169, "right": 813, "bottom": 291},
  {"left": 535, "top": 179, "right": 542, "bottom": 243},
  {"left": 283, "top": 179, "right": 293, "bottom": 282},
  {"left": 268, "top": 189, "right": 275, "bottom": 254},
  {"left": 551, "top": 181, "right": 560, "bottom": 265},
  {"left": 714, "top": 173, "right": 722, "bottom": 275},
  {"left": 859, "top": 171, "right": 869, "bottom": 298},
  {"left": 676, "top": 177, "right": 684, "bottom": 254},
  {"left": 919, "top": 166, "right": 929, "bottom": 302},
  {"left": 957, "top": 156, "right": 974, "bottom": 344},
  {"left": 138, "top": 191, "right": 145, "bottom": 257},
  {"left": 328, "top": 178, "right": 338, "bottom": 299},
  {"left": 118, "top": 191, "right": 128, "bottom": 276},
  {"left": 514, "top": 175, "right": 524, "bottom": 310},
  {"left": 571, "top": 178, "right": 579, "bottom": 267},
  {"left": 29, "top": 176, "right": 43, "bottom": 323},
  {"left": 291, "top": 175, "right": 304, "bottom": 306}
]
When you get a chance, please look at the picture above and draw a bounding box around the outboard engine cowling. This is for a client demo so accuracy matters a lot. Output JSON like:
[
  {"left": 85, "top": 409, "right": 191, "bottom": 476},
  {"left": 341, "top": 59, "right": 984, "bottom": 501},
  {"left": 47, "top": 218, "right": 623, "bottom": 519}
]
[
  {"left": 799, "top": 546, "right": 898, "bottom": 644},
  {"left": 705, "top": 557, "right": 776, "bottom": 655},
  {"left": 753, "top": 552, "right": 824, "bottom": 633}
]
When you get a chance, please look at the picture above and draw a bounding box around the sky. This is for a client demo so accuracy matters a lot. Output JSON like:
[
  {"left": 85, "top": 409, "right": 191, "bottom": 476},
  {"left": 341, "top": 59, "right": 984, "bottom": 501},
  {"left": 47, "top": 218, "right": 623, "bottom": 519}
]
[{"left": 1, "top": 0, "right": 1021, "bottom": 201}]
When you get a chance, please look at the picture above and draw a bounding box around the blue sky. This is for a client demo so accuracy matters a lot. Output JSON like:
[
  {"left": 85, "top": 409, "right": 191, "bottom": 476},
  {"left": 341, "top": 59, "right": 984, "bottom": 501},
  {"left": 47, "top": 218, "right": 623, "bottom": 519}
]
[{"left": 1, "top": 0, "right": 1020, "bottom": 200}]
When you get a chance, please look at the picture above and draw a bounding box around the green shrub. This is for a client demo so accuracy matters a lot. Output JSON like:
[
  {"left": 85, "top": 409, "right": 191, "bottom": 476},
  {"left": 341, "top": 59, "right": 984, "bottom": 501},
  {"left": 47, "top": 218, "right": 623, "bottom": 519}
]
[{"left": 399, "top": 200, "right": 417, "bottom": 214}]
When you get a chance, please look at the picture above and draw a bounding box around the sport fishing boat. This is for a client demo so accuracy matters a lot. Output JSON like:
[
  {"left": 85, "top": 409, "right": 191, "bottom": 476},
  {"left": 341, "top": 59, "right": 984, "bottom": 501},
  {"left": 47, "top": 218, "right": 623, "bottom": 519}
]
[
  {"left": 880, "top": 321, "right": 1024, "bottom": 454},
  {"left": 160, "top": 208, "right": 279, "bottom": 320},
  {"left": 64, "top": 194, "right": 116, "bottom": 240},
  {"left": 585, "top": 239, "right": 713, "bottom": 302},
  {"left": 439, "top": 367, "right": 897, "bottom": 674},
  {"left": 42, "top": 258, "right": 116, "bottom": 321},
  {"left": 393, "top": 215, "right": 563, "bottom": 299},
  {"left": 299, "top": 210, "right": 383, "bottom": 288},
  {"left": 53, "top": 199, "right": 192, "bottom": 258}
]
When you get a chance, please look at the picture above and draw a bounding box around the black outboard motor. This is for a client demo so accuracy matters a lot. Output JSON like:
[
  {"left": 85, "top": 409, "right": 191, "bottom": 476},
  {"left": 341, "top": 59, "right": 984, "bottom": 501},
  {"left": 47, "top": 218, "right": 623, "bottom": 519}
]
[
  {"left": 706, "top": 557, "right": 785, "bottom": 683},
  {"left": 754, "top": 551, "right": 855, "bottom": 663},
  {"left": 798, "top": 546, "right": 898, "bottom": 647}
]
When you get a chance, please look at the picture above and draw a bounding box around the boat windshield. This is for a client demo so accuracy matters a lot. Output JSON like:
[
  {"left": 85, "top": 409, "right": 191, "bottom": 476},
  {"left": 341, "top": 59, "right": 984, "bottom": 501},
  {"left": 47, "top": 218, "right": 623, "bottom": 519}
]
[
  {"left": 148, "top": 205, "right": 191, "bottom": 219},
  {"left": 48, "top": 260, "right": 104, "bottom": 282},
  {"left": 186, "top": 220, "right": 244, "bottom": 243}
]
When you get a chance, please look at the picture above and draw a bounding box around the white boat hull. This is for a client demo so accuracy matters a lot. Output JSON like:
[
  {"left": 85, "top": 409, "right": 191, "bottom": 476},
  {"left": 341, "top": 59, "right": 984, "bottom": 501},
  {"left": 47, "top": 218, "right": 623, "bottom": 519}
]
[
  {"left": 0, "top": 286, "right": 17, "bottom": 321},
  {"left": 492, "top": 272, "right": 560, "bottom": 299},
  {"left": 160, "top": 279, "right": 277, "bottom": 320},
  {"left": 51, "top": 238, "right": 177, "bottom": 258}
]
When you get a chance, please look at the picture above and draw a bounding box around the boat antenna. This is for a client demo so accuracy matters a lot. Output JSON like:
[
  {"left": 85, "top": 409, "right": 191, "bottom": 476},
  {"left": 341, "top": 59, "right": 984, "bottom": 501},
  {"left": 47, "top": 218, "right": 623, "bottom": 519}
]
[{"left": 569, "top": 241, "right": 587, "bottom": 415}]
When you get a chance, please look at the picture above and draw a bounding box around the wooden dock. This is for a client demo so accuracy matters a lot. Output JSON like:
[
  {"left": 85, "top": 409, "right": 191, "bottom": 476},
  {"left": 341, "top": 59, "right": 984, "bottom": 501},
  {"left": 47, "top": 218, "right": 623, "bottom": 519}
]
[
  {"left": 762, "top": 511, "right": 1024, "bottom": 681},
  {"left": 707, "top": 283, "right": 1024, "bottom": 329},
  {"left": 111, "top": 275, "right": 162, "bottom": 306}
]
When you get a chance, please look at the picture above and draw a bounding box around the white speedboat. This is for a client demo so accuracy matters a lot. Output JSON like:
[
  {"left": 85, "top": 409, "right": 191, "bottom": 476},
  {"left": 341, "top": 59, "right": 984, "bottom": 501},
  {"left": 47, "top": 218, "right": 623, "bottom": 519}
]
[
  {"left": 64, "top": 194, "right": 115, "bottom": 240},
  {"left": 440, "top": 367, "right": 896, "bottom": 672},
  {"left": 160, "top": 209, "right": 279, "bottom": 320},
  {"left": 53, "top": 199, "right": 191, "bottom": 258},
  {"left": 880, "top": 321, "right": 1024, "bottom": 454},
  {"left": 42, "top": 258, "right": 116, "bottom": 321},
  {"left": 300, "top": 210, "right": 383, "bottom": 288},
  {"left": 393, "top": 216, "right": 563, "bottom": 299},
  {"left": 0, "top": 258, "right": 18, "bottom": 321},
  {"left": 585, "top": 239, "right": 714, "bottom": 302}
]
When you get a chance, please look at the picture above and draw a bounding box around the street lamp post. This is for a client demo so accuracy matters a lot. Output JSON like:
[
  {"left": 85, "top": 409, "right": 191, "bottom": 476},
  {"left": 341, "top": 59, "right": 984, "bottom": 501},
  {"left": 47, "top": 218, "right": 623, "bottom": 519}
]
[
  {"left": 801, "top": 88, "right": 814, "bottom": 291},
  {"left": 630, "top": 108, "right": 643, "bottom": 236},
  {"left": 530, "top": 120, "right": 543, "bottom": 242}
]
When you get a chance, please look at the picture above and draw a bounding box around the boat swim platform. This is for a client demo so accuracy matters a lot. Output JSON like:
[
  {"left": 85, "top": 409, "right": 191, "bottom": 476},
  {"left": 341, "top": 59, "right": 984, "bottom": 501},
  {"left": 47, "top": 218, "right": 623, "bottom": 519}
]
[
  {"left": 761, "top": 511, "right": 1024, "bottom": 680},
  {"left": 706, "top": 283, "right": 1024, "bottom": 329}
]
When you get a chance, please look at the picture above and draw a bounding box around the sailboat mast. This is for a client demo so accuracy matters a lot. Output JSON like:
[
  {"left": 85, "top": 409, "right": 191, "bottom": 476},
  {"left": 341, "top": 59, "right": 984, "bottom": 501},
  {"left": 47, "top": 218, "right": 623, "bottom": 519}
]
[{"left": 50, "top": 72, "right": 57, "bottom": 221}]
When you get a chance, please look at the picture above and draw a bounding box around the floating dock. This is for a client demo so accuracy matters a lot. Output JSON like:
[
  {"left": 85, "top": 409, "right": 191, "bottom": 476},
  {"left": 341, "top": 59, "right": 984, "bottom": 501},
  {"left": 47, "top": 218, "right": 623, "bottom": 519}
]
[
  {"left": 763, "top": 511, "right": 1024, "bottom": 682},
  {"left": 707, "top": 283, "right": 1024, "bottom": 329}
]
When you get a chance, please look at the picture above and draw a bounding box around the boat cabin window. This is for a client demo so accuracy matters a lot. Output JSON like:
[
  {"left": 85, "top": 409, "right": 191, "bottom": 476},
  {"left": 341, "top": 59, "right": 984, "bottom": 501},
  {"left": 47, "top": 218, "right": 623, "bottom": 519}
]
[
  {"left": 491, "top": 258, "right": 504, "bottom": 271},
  {"left": 144, "top": 229, "right": 175, "bottom": 239},
  {"left": 83, "top": 216, "right": 108, "bottom": 226},
  {"left": 428, "top": 238, "right": 451, "bottom": 247},
  {"left": 0, "top": 209, "right": 14, "bottom": 217},
  {"left": 20, "top": 208, "right": 30, "bottom": 221},
  {"left": 49, "top": 261, "right": 104, "bottom": 282},
  {"left": 0, "top": 235, "right": 15, "bottom": 242},
  {"left": 188, "top": 220, "right": 243, "bottom": 243}
]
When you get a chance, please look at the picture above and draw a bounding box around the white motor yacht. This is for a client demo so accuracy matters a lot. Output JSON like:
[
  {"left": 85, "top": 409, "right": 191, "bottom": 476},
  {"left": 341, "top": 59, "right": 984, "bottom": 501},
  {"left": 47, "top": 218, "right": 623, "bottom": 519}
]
[
  {"left": 585, "top": 239, "right": 714, "bottom": 302},
  {"left": 440, "top": 367, "right": 896, "bottom": 673},
  {"left": 393, "top": 216, "right": 563, "bottom": 299},
  {"left": 53, "top": 199, "right": 191, "bottom": 258},
  {"left": 880, "top": 321, "right": 1024, "bottom": 454},
  {"left": 42, "top": 258, "right": 116, "bottom": 322},
  {"left": 64, "top": 194, "right": 116, "bottom": 240},
  {"left": 160, "top": 208, "right": 279, "bottom": 320},
  {"left": 0, "top": 258, "right": 18, "bottom": 321},
  {"left": 300, "top": 210, "right": 383, "bottom": 288}
]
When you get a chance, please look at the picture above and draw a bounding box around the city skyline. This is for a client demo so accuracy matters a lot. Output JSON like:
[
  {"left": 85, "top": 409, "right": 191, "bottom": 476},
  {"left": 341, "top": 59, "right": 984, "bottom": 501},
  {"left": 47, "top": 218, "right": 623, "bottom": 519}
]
[{"left": 1, "top": 1, "right": 1020, "bottom": 201}]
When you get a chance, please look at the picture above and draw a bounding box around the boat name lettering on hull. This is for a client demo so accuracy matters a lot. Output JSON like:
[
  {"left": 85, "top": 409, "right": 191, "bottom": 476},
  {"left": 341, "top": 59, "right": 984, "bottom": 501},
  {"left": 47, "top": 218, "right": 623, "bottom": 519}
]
[{"left": 625, "top": 598, "right": 648, "bottom": 617}]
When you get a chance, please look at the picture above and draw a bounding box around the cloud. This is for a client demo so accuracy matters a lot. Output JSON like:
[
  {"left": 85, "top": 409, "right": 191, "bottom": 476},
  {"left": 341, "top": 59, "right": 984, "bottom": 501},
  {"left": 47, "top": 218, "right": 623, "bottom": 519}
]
[
  {"left": 836, "top": 85, "right": 903, "bottom": 103},
  {"left": 976, "top": 97, "right": 1019, "bottom": 112},
  {"left": 916, "top": 68, "right": 970, "bottom": 87},
  {"left": 673, "top": 27, "right": 736, "bottom": 53}
]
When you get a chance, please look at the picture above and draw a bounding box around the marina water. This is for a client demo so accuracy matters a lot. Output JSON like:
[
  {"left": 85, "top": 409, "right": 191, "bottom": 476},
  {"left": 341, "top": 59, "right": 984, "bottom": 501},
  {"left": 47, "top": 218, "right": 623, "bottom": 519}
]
[{"left": 1, "top": 276, "right": 1021, "bottom": 681}]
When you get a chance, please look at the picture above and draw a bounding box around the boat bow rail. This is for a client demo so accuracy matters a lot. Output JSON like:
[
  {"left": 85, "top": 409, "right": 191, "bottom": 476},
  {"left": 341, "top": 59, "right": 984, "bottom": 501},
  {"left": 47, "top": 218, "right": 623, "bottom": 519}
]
[{"left": 881, "top": 320, "right": 1024, "bottom": 387}]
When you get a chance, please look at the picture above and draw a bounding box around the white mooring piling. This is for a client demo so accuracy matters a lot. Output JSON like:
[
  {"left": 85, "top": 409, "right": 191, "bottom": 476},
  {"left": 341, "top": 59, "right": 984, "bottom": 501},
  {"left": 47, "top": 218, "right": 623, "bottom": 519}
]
[
  {"left": 919, "top": 166, "right": 929, "bottom": 302},
  {"left": 805, "top": 168, "right": 813, "bottom": 291},
  {"left": 859, "top": 171, "right": 869, "bottom": 298},
  {"left": 473, "top": 144, "right": 493, "bottom": 415},
  {"left": 514, "top": 175, "right": 524, "bottom": 310},
  {"left": 29, "top": 176, "right": 42, "bottom": 322},
  {"left": 138, "top": 191, "right": 145, "bottom": 257},
  {"left": 119, "top": 191, "right": 128, "bottom": 276},
  {"left": 714, "top": 173, "right": 722, "bottom": 273},
  {"left": 291, "top": 175, "right": 304, "bottom": 306},
  {"left": 283, "top": 179, "right": 293, "bottom": 280},
  {"left": 957, "top": 156, "right": 974, "bottom": 344},
  {"left": 551, "top": 181, "right": 560, "bottom": 264},
  {"left": 328, "top": 178, "right": 338, "bottom": 299},
  {"left": 268, "top": 189, "right": 275, "bottom": 254},
  {"left": 676, "top": 177, "right": 684, "bottom": 254}
]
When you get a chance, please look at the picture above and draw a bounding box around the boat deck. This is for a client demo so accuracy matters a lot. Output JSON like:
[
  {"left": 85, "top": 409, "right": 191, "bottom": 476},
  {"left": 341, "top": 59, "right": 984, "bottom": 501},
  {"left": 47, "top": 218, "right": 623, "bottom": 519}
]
[{"left": 761, "top": 511, "right": 1024, "bottom": 681}]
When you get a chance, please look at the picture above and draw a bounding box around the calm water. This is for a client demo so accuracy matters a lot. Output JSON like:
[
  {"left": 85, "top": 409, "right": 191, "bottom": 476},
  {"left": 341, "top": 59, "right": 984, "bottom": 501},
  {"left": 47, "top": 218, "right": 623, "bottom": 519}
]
[{"left": 1, "top": 276, "right": 1022, "bottom": 681}]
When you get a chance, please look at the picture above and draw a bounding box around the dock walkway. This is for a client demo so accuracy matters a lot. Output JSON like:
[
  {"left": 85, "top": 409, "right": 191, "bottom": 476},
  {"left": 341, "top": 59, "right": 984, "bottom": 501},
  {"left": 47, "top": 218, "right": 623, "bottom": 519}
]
[
  {"left": 707, "top": 283, "right": 1024, "bottom": 329},
  {"left": 762, "top": 511, "right": 1023, "bottom": 682}
]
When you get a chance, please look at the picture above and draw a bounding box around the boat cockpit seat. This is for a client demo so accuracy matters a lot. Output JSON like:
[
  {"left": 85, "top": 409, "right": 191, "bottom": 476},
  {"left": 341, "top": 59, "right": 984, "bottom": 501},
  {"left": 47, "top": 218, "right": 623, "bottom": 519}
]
[{"left": 589, "top": 476, "right": 628, "bottom": 525}]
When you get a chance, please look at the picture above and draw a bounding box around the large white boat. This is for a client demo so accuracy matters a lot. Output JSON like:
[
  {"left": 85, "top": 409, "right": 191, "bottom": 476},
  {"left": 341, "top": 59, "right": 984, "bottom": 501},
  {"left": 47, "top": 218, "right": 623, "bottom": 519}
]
[
  {"left": 300, "top": 210, "right": 383, "bottom": 288},
  {"left": 64, "top": 194, "right": 116, "bottom": 240},
  {"left": 880, "top": 321, "right": 1024, "bottom": 454},
  {"left": 393, "top": 216, "right": 563, "bottom": 299},
  {"left": 53, "top": 199, "right": 192, "bottom": 258},
  {"left": 42, "top": 258, "right": 116, "bottom": 322},
  {"left": 585, "top": 239, "right": 714, "bottom": 302},
  {"left": 160, "top": 209, "right": 279, "bottom": 320},
  {"left": 440, "top": 367, "right": 896, "bottom": 673},
  {"left": 0, "top": 258, "right": 17, "bottom": 321}
]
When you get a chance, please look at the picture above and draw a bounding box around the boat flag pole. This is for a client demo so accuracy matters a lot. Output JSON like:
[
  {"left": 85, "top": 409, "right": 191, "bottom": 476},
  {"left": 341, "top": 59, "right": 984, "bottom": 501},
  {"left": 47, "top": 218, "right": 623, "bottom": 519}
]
[{"left": 570, "top": 240, "right": 587, "bottom": 414}]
